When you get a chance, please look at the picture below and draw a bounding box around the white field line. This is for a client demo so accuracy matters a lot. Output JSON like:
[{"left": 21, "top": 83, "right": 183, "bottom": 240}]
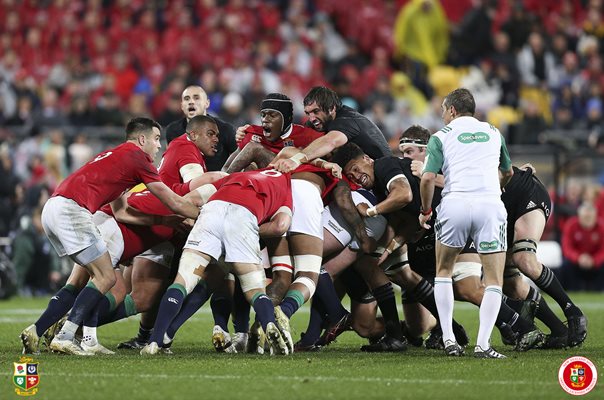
[{"left": 0, "top": 371, "right": 558, "bottom": 386}]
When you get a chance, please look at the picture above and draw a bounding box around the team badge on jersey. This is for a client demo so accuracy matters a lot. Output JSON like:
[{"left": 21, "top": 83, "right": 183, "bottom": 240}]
[
  {"left": 559, "top": 356, "right": 597, "bottom": 395},
  {"left": 283, "top": 139, "right": 294, "bottom": 147},
  {"left": 13, "top": 356, "right": 40, "bottom": 396},
  {"left": 251, "top": 135, "right": 262, "bottom": 143}
]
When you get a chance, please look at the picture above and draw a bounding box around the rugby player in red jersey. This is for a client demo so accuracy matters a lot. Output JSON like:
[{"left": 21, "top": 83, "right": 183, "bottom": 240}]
[{"left": 20, "top": 117, "right": 199, "bottom": 356}]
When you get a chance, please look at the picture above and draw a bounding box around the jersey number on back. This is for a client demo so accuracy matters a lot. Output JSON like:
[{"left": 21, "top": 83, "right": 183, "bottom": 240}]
[{"left": 91, "top": 152, "right": 113, "bottom": 163}]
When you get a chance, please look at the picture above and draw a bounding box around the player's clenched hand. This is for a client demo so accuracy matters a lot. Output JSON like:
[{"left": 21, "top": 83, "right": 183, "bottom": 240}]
[
  {"left": 418, "top": 211, "right": 432, "bottom": 230},
  {"left": 270, "top": 158, "right": 297, "bottom": 173},
  {"left": 356, "top": 202, "right": 371, "bottom": 217},
  {"left": 235, "top": 124, "right": 249, "bottom": 143},
  {"left": 519, "top": 163, "right": 536, "bottom": 175},
  {"left": 410, "top": 160, "right": 424, "bottom": 178},
  {"left": 324, "top": 162, "right": 342, "bottom": 178}
]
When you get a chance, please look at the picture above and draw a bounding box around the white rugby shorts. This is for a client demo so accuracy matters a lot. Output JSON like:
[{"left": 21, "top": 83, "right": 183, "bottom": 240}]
[
  {"left": 289, "top": 179, "right": 324, "bottom": 239},
  {"left": 185, "top": 200, "right": 262, "bottom": 264},
  {"left": 323, "top": 190, "right": 386, "bottom": 249},
  {"left": 41, "top": 196, "right": 108, "bottom": 259},
  {"left": 435, "top": 196, "right": 507, "bottom": 253},
  {"left": 135, "top": 241, "right": 175, "bottom": 269},
  {"left": 92, "top": 211, "right": 124, "bottom": 267}
]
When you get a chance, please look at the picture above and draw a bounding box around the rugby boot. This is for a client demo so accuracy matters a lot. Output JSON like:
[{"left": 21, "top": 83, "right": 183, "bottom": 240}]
[
  {"left": 20, "top": 324, "right": 40, "bottom": 355},
  {"left": 265, "top": 322, "right": 289, "bottom": 356},
  {"left": 567, "top": 314, "right": 587, "bottom": 347},
  {"left": 360, "top": 334, "right": 408, "bottom": 352},
  {"left": 515, "top": 328, "right": 544, "bottom": 351},
  {"left": 444, "top": 340, "right": 464, "bottom": 356},
  {"left": 274, "top": 306, "right": 294, "bottom": 354},
  {"left": 474, "top": 345, "right": 507, "bottom": 359},
  {"left": 318, "top": 312, "right": 352, "bottom": 346}
]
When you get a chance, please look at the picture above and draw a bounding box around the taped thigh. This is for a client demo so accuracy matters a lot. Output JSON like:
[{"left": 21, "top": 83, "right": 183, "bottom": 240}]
[
  {"left": 238, "top": 269, "right": 267, "bottom": 292},
  {"left": 179, "top": 251, "right": 210, "bottom": 294},
  {"left": 293, "top": 254, "right": 322, "bottom": 274}
]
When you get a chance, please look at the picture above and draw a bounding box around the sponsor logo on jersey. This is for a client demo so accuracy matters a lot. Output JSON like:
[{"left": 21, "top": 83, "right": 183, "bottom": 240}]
[
  {"left": 283, "top": 139, "right": 294, "bottom": 147},
  {"left": 478, "top": 240, "right": 499, "bottom": 251},
  {"left": 559, "top": 356, "right": 597, "bottom": 395},
  {"left": 526, "top": 201, "right": 537, "bottom": 209},
  {"left": 457, "top": 132, "right": 490, "bottom": 144},
  {"left": 251, "top": 135, "right": 262, "bottom": 143},
  {"left": 13, "top": 356, "right": 40, "bottom": 396}
]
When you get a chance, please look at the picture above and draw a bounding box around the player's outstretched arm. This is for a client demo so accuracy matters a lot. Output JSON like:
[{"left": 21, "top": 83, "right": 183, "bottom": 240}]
[
  {"left": 146, "top": 181, "right": 200, "bottom": 219},
  {"left": 271, "top": 130, "right": 348, "bottom": 173},
  {"left": 259, "top": 207, "right": 292, "bottom": 238},
  {"left": 333, "top": 181, "right": 376, "bottom": 254}
]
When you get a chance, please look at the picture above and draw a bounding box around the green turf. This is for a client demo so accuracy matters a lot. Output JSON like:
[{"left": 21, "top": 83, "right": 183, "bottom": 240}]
[{"left": 0, "top": 294, "right": 602, "bottom": 400}]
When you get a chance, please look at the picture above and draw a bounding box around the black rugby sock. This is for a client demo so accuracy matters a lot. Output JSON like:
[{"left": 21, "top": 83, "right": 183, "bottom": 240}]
[
  {"left": 524, "top": 287, "right": 567, "bottom": 336},
  {"left": 149, "top": 285, "right": 186, "bottom": 345},
  {"left": 406, "top": 278, "right": 439, "bottom": 318},
  {"left": 315, "top": 273, "right": 348, "bottom": 324},
  {"left": 34, "top": 284, "right": 80, "bottom": 337},
  {"left": 210, "top": 292, "right": 232, "bottom": 332},
  {"left": 166, "top": 282, "right": 211, "bottom": 339},
  {"left": 372, "top": 282, "right": 402, "bottom": 339},
  {"left": 232, "top": 279, "right": 250, "bottom": 333},
  {"left": 534, "top": 265, "right": 580, "bottom": 317}
]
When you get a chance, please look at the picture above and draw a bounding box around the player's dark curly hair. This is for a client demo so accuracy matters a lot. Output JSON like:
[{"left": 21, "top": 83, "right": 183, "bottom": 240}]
[
  {"left": 303, "top": 86, "right": 342, "bottom": 113},
  {"left": 331, "top": 142, "right": 366, "bottom": 169},
  {"left": 126, "top": 117, "right": 162, "bottom": 140},
  {"left": 444, "top": 88, "right": 475, "bottom": 116}
]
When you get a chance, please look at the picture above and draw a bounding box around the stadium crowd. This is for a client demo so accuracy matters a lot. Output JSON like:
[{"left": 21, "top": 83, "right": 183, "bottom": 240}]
[{"left": 0, "top": 0, "right": 602, "bottom": 359}]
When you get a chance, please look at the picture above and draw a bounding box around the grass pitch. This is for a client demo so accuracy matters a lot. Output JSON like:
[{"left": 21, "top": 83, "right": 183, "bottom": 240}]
[{"left": 0, "top": 293, "right": 602, "bottom": 400}]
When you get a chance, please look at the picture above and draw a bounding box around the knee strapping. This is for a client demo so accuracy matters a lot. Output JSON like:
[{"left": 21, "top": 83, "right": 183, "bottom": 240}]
[
  {"left": 381, "top": 251, "right": 409, "bottom": 276},
  {"left": 271, "top": 255, "right": 294, "bottom": 274},
  {"left": 179, "top": 251, "right": 209, "bottom": 294},
  {"left": 238, "top": 270, "right": 266, "bottom": 292},
  {"left": 293, "top": 254, "right": 322, "bottom": 274},
  {"left": 513, "top": 239, "right": 537, "bottom": 254},
  {"left": 293, "top": 276, "right": 316, "bottom": 298}
]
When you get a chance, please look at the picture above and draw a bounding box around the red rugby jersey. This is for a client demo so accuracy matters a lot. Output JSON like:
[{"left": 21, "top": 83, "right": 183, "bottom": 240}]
[
  {"left": 209, "top": 169, "right": 293, "bottom": 224},
  {"left": 159, "top": 133, "right": 207, "bottom": 195},
  {"left": 238, "top": 124, "right": 322, "bottom": 154},
  {"left": 53, "top": 142, "right": 160, "bottom": 212}
]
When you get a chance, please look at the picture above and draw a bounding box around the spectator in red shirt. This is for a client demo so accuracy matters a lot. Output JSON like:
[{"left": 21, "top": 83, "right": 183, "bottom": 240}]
[{"left": 561, "top": 202, "right": 604, "bottom": 291}]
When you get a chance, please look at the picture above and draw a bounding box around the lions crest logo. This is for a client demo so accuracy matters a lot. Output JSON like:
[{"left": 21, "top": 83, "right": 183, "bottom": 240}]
[
  {"left": 251, "top": 135, "right": 262, "bottom": 143},
  {"left": 13, "top": 356, "right": 40, "bottom": 396}
]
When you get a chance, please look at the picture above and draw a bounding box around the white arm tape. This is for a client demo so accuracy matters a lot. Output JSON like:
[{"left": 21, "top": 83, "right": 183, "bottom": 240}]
[
  {"left": 180, "top": 163, "right": 205, "bottom": 183},
  {"left": 293, "top": 254, "right": 322, "bottom": 274},
  {"left": 195, "top": 184, "right": 218, "bottom": 204}
]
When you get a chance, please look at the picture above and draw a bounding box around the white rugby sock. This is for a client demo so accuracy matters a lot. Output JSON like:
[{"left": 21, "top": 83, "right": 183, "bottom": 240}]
[
  {"left": 477, "top": 285, "right": 503, "bottom": 350},
  {"left": 434, "top": 277, "right": 455, "bottom": 344}
]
